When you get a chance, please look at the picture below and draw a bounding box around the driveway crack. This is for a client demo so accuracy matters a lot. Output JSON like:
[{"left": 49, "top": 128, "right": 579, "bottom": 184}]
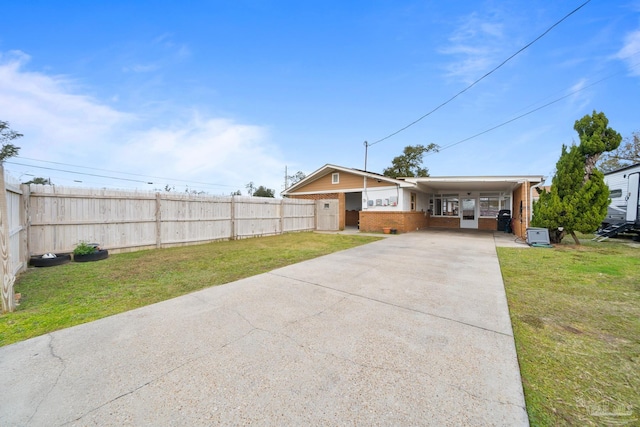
[
  {"left": 61, "top": 312, "right": 257, "bottom": 426},
  {"left": 238, "top": 315, "right": 525, "bottom": 411},
  {"left": 268, "top": 272, "right": 512, "bottom": 338},
  {"left": 262, "top": 273, "right": 525, "bottom": 411},
  {"left": 314, "top": 348, "right": 527, "bottom": 410},
  {"left": 27, "top": 334, "right": 66, "bottom": 425}
]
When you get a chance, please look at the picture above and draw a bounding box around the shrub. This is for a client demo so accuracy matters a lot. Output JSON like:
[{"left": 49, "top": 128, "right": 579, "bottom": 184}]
[{"left": 73, "top": 242, "right": 97, "bottom": 256}]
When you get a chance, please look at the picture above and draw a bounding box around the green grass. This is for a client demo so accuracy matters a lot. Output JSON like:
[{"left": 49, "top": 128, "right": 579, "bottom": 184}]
[
  {"left": 1, "top": 232, "right": 380, "bottom": 347},
  {"left": 498, "top": 238, "right": 640, "bottom": 426}
]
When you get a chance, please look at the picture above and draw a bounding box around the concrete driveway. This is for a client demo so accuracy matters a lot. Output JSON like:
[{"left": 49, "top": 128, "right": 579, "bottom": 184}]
[{"left": 0, "top": 230, "right": 528, "bottom": 426}]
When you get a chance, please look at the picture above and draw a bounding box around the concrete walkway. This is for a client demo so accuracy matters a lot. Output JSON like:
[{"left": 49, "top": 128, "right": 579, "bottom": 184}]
[{"left": 0, "top": 230, "right": 529, "bottom": 426}]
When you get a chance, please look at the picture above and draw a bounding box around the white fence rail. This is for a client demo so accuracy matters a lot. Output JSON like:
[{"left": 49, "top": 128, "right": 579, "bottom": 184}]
[{"left": 25, "top": 185, "right": 316, "bottom": 256}]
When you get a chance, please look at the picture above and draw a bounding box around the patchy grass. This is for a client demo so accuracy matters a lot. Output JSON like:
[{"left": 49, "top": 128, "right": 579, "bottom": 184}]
[
  {"left": 498, "top": 238, "right": 640, "bottom": 426},
  {"left": 1, "top": 232, "right": 380, "bottom": 347}
]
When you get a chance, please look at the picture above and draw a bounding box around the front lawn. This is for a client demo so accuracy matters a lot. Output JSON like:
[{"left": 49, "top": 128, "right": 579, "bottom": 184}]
[
  {"left": 498, "top": 239, "right": 639, "bottom": 426},
  {"left": 0, "top": 232, "right": 380, "bottom": 347}
]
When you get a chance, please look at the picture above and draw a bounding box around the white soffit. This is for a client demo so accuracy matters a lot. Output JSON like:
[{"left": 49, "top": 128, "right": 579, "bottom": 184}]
[{"left": 409, "top": 176, "right": 544, "bottom": 192}]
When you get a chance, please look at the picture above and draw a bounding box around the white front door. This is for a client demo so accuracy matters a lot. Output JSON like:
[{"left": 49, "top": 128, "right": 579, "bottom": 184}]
[{"left": 460, "top": 197, "right": 478, "bottom": 229}]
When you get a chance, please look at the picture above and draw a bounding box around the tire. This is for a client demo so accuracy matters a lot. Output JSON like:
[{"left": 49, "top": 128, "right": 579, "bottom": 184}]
[
  {"left": 73, "top": 249, "right": 109, "bottom": 263},
  {"left": 30, "top": 253, "right": 72, "bottom": 267}
]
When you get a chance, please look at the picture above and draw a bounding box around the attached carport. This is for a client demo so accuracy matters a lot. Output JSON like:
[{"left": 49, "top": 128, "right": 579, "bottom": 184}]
[{"left": 404, "top": 175, "right": 545, "bottom": 238}]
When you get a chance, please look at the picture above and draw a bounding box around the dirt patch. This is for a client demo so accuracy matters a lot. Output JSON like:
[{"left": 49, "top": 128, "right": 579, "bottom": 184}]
[{"left": 561, "top": 325, "right": 583, "bottom": 334}]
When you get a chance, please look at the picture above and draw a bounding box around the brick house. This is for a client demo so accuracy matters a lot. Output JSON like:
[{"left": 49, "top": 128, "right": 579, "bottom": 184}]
[{"left": 281, "top": 164, "right": 545, "bottom": 239}]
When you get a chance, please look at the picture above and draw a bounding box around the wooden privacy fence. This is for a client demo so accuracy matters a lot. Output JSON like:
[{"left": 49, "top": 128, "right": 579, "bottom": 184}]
[
  {"left": 0, "top": 177, "right": 316, "bottom": 312},
  {"left": 1, "top": 172, "right": 27, "bottom": 312},
  {"left": 22, "top": 185, "right": 316, "bottom": 256},
  {"left": 5, "top": 180, "right": 26, "bottom": 277}
]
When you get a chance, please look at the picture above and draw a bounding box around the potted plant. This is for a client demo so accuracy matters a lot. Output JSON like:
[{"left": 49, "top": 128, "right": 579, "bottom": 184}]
[{"left": 73, "top": 242, "right": 109, "bottom": 262}]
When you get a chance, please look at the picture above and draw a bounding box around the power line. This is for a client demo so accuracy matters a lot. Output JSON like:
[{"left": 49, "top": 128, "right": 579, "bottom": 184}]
[
  {"left": 424, "top": 63, "right": 640, "bottom": 156},
  {"left": 4, "top": 169, "right": 142, "bottom": 189},
  {"left": 11, "top": 157, "right": 238, "bottom": 188},
  {"left": 368, "top": 0, "right": 592, "bottom": 147},
  {"left": 5, "top": 161, "right": 156, "bottom": 184}
]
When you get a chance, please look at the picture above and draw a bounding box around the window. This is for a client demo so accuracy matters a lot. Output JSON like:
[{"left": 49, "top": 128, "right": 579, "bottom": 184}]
[
  {"left": 479, "top": 193, "right": 511, "bottom": 217},
  {"left": 410, "top": 193, "right": 417, "bottom": 211},
  {"left": 429, "top": 194, "right": 459, "bottom": 216},
  {"left": 610, "top": 189, "right": 622, "bottom": 198},
  {"left": 331, "top": 173, "right": 339, "bottom": 184}
]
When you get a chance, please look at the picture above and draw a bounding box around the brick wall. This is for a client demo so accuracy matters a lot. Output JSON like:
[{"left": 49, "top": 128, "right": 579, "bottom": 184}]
[
  {"left": 359, "top": 211, "right": 428, "bottom": 233},
  {"left": 478, "top": 217, "right": 497, "bottom": 231},
  {"left": 289, "top": 193, "right": 339, "bottom": 201},
  {"left": 429, "top": 216, "right": 461, "bottom": 229},
  {"left": 404, "top": 211, "right": 429, "bottom": 231},
  {"left": 511, "top": 183, "right": 530, "bottom": 239}
]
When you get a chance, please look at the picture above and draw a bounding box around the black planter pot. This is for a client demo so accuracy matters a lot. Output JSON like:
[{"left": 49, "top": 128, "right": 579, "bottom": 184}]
[
  {"left": 74, "top": 249, "right": 109, "bottom": 263},
  {"left": 30, "top": 253, "right": 72, "bottom": 267}
]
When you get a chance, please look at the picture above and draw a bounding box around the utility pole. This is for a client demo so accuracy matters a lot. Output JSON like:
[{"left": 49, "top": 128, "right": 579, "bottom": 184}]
[
  {"left": 363, "top": 141, "right": 369, "bottom": 172},
  {"left": 363, "top": 141, "right": 368, "bottom": 210},
  {"left": 284, "top": 165, "right": 288, "bottom": 190}
]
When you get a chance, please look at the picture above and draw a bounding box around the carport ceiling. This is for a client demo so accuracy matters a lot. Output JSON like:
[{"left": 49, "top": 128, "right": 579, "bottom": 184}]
[{"left": 413, "top": 177, "right": 543, "bottom": 193}]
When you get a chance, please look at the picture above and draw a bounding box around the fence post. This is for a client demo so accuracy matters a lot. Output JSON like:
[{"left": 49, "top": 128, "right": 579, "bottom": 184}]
[
  {"left": 314, "top": 200, "right": 318, "bottom": 231},
  {"left": 0, "top": 166, "right": 16, "bottom": 313},
  {"left": 280, "top": 199, "right": 285, "bottom": 235},
  {"left": 20, "top": 183, "right": 30, "bottom": 272},
  {"left": 230, "top": 196, "right": 236, "bottom": 240},
  {"left": 155, "top": 193, "right": 162, "bottom": 248}
]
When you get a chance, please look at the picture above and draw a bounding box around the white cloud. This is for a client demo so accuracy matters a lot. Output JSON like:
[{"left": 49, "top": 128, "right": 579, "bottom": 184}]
[
  {"left": 0, "top": 50, "right": 284, "bottom": 194},
  {"left": 119, "top": 115, "right": 283, "bottom": 192},
  {"left": 122, "top": 63, "right": 160, "bottom": 73},
  {"left": 616, "top": 29, "right": 640, "bottom": 76},
  {"left": 0, "top": 51, "right": 131, "bottom": 157},
  {"left": 439, "top": 13, "right": 506, "bottom": 83},
  {"left": 566, "top": 78, "right": 591, "bottom": 110}
]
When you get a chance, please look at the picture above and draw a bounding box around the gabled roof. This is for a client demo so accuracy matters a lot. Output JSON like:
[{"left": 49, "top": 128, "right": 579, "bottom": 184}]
[
  {"left": 281, "top": 164, "right": 412, "bottom": 195},
  {"left": 282, "top": 163, "right": 546, "bottom": 195}
]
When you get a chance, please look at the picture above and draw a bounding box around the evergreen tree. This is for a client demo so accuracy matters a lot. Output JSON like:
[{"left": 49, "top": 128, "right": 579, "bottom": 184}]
[{"left": 532, "top": 111, "right": 621, "bottom": 244}]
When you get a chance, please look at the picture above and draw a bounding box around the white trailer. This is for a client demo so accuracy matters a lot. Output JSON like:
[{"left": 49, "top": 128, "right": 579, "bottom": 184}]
[{"left": 595, "top": 163, "right": 640, "bottom": 241}]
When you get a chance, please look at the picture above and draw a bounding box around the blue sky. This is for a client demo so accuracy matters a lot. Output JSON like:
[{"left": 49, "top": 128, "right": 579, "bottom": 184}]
[{"left": 1, "top": 0, "right": 639, "bottom": 194}]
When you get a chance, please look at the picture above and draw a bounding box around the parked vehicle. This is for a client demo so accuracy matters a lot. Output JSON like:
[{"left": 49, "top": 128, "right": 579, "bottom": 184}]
[{"left": 595, "top": 163, "right": 640, "bottom": 241}]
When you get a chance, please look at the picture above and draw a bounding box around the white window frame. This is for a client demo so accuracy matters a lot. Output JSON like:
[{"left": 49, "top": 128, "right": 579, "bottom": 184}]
[
  {"left": 429, "top": 193, "right": 459, "bottom": 217},
  {"left": 332, "top": 173, "right": 339, "bottom": 184},
  {"left": 478, "top": 192, "right": 511, "bottom": 217}
]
